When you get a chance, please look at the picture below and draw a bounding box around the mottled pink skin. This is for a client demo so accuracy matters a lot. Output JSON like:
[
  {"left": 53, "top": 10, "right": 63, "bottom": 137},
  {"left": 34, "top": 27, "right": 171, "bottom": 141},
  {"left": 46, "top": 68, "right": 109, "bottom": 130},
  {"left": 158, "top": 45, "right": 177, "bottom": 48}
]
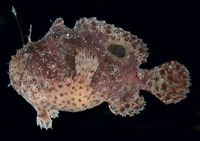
[
  {"left": 9, "top": 17, "right": 190, "bottom": 129},
  {"left": 11, "top": 18, "right": 147, "bottom": 101}
]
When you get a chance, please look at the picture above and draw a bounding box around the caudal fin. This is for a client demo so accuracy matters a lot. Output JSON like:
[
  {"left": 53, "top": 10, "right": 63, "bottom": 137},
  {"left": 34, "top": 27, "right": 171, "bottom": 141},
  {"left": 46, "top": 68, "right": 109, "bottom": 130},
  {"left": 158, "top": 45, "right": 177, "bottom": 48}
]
[{"left": 147, "top": 61, "right": 191, "bottom": 104}]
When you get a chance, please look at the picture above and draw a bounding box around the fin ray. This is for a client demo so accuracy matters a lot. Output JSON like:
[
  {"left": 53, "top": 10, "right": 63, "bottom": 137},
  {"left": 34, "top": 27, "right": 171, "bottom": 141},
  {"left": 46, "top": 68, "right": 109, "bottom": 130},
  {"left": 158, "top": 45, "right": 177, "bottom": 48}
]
[{"left": 75, "top": 49, "right": 99, "bottom": 84}]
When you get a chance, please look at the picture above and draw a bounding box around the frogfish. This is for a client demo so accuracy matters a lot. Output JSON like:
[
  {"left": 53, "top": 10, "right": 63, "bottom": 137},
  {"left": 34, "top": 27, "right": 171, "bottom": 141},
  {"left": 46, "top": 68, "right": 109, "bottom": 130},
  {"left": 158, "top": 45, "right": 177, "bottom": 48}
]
[{"left": 9, "top": 17, "right": 191, "bottom": 129}]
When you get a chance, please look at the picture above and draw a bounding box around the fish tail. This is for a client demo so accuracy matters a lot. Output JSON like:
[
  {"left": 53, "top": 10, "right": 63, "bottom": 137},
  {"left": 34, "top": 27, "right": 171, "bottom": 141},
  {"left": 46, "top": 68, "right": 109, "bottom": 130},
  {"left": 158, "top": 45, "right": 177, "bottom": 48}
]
[{"left": 146, "top": 61, "right": 191, "bottom": 104}]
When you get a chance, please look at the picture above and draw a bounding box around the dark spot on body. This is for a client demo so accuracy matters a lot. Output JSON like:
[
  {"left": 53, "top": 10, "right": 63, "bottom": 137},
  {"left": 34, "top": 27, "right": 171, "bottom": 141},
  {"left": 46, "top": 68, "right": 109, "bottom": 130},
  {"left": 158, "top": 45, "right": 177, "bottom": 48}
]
[
  {"left": 60, "top": 93, "right": 64, "bottom": 97},
  {"left": 58, "top": 85, "right": 63, "bottom": 88},
  {"left": 176, "top": 65, "right": 181, "bottom": 70},
  {"left": 125, "top": 103, "right": 130, "bottom": 109},
  {"left": 66, "top": 83, "right": 71, "bottom": 87},
  {"left": 39, "top": 112, "right": 47, "bottom": 118},
  {"left": 156, "top": 93, "right": 161, "bottom": 98},
  {"left": 67, "top": 100, "right": 70, "bottom": 104},
  {"left": 129, "top": 110, "right": 134, "bottom": 114},
  {"left": 161, "top": 82, "right": 167, "bottom": 91},
  {"left": 134, "top": 40, "right": 141, "bottom": 45},
  {"left": 107, "top": 44, "right": 126, "bottom": 58},
  {"left": 168, "top": 70, "right": 173, "bottom": 74},
  {"left": 179, "top": 70, "right": 184, "bottom": 76},
  {"left": 120, "top": 107, "right": 125, "bottom": 112},
  {"left": 155, "top": 86, "right": 159, "bottom": 91},
  {"left": 167, "top": 76, "right": 174, "bottom": 82},
  {"left": 48, "top": 88, "right": 52, "bottom": 93},
  {"left": 138, "top": 48, "right": 145, "bottom": 53},
  {"left": 121, "top": 93, "right": 129, "bottom": 102},
  {"left": 154, "top": 77, "right": 159, "bottom": 82},
  {"left": 78, "top": 80, "right": 83, "bottom": 84},
  {"left": 160, "top": 70, "right": 165, "bottom": 76},
  {"left": 181, "top": 81, "right": 188, "bottom": 87}
]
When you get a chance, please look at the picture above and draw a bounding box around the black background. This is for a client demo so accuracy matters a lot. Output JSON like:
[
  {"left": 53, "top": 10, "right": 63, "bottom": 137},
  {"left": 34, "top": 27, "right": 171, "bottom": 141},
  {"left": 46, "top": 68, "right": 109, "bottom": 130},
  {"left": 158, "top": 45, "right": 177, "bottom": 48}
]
[{"left": 1, "top": 0, "right": 199, "bottom": 140}]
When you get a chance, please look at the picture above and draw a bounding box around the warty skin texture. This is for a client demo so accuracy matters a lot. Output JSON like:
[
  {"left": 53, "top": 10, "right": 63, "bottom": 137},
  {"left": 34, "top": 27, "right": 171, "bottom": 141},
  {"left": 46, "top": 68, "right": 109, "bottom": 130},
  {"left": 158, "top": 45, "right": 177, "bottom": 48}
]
[{"left": 9, "top": 17, "right": 190, "bottom": 129}]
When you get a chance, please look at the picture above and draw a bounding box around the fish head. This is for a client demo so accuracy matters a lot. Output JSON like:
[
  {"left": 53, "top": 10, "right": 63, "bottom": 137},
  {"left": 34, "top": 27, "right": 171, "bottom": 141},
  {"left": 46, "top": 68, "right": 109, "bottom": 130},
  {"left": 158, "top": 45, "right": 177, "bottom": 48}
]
[{"left": 73, "top": 18, "right": 149, "bottom": 93}]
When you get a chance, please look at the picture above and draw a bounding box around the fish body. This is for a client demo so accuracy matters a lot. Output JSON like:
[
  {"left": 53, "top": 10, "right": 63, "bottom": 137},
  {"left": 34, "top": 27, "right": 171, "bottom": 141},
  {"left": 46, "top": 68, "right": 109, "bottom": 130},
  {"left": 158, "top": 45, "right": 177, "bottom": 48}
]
[{"left": 9, "top": 17, "right": 191, "bottom": 129}]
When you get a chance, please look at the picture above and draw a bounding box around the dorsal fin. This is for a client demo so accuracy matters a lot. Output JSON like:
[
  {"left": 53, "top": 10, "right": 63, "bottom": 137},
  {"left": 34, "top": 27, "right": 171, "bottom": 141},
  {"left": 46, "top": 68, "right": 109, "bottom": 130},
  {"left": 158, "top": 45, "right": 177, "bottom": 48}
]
[{"left": 12, "top": 6, "right": 25, "bottom": 45}]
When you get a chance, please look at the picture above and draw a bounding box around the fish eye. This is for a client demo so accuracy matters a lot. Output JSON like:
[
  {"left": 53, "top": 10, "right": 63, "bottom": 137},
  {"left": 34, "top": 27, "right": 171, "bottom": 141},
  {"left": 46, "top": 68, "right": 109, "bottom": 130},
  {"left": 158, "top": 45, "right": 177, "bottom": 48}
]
[{"left": 107, "top": 44, "right": 126, "bottom": 58}]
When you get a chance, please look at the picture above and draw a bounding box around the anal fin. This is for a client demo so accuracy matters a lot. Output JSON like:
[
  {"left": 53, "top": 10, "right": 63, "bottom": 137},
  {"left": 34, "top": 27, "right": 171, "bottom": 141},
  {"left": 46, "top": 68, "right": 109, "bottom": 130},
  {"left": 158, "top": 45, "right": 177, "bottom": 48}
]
[{"left": 108, "top": 91, "right": 146, "bottom": 117}]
